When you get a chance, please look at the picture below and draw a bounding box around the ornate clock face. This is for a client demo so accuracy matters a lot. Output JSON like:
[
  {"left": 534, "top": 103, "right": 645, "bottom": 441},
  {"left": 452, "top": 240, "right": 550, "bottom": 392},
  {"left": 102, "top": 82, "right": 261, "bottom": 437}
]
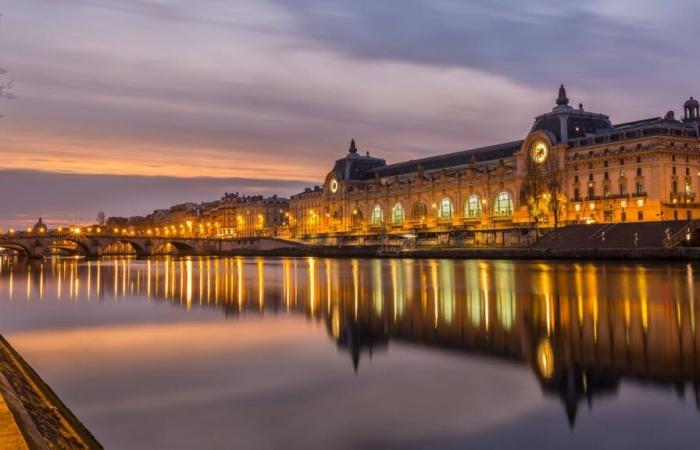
[
  {"left": 531, "top": 141, "right": 549, "bottom": 164},
  {"left": 329, "top": 178, "right": 339, "bottom": 193}
]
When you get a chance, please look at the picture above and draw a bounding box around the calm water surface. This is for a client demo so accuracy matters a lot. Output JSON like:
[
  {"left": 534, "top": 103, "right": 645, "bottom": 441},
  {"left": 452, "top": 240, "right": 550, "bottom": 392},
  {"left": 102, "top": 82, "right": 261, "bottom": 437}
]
[{"left": 0, "top": 255, "right": 699, "bottom": 449}]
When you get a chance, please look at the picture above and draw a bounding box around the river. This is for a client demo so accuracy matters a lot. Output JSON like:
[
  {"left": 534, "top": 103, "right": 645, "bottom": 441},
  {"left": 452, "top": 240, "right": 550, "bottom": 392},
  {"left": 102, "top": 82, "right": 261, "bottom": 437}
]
[{"left": 0, "top": 255, "right": 698, "bottom": 449}]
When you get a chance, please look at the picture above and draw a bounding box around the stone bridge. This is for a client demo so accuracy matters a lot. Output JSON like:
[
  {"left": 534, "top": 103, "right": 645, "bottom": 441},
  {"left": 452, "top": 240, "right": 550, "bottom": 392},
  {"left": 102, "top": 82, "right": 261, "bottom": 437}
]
[{"left": 0, "top": 233, "right": 313, "bottom": 258}]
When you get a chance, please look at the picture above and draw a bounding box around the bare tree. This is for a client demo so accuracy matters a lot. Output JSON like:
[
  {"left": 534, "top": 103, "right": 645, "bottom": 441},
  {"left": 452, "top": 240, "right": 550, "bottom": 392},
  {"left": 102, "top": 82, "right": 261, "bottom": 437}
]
[
  {"left": 523, "top": 150, "right": 566, "bottom": 235},
  {"left": 97, "top": 211, "right": 106, "bottom": 226},
  {"left": 523, "top": 156, "right": 547, "bottom": 236},
  {"left": 544, "top": 152, "right": 566, "bottom": 230},
  {"left": 0, "top": 68, "right": 11, "bottom": 99}
]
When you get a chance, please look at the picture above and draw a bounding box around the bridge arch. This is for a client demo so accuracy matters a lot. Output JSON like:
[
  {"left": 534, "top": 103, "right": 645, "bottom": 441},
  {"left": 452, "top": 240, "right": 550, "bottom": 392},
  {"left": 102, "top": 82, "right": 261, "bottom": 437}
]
[
  {"left": 99, "top": 240, "right": 145, "bottom": 256},
  {"left": 153, "top": 241, "right": 196, "bottom": 255},
  {"left": 0, "top": 242, "right": 31, "bottom": 256},
  {"left": 49, "top": 238, "right": 94, "bottom": 256}
]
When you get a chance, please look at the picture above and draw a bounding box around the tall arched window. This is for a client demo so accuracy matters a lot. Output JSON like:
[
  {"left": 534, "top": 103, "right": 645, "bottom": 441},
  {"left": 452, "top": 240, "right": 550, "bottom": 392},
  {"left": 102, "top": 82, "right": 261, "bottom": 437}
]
[
  {"left": 351, "top": 209, "right": 363, "bottom": 226},
  {"left": 465, "top": 195, "right": 482, "bottom": 218},
  {"left": 370, "top": 204, "right": 384, "bottom": 225},
  {"left": 437, "top": 197, "right": 453, "bottom": 220},
  {"left": 494, "top": 192, "right": 513, "bottom": 217},
  {"left": 391, "top": 203, "right": 405, "bottom": 224},
  {"left": 412, "top": 202, "right": 427, "bottom": 221}
]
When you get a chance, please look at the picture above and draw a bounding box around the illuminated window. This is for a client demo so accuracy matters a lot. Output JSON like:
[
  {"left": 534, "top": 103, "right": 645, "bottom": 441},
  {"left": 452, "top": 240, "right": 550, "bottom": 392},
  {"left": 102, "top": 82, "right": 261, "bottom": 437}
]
[
  {"left": 494, "top": 192, "right": 513, "bottom": 217},
  {"left": 391, "top": 203, "right": 405, "bottom": 224},
  {"left": 437, "top": 197, "right": 453, "bottom": 220},
  {"left": 465, "top": 195, "right": 482, "bottom": 218},
  {"left": 370, "top": 205, "right": 384, "bottom": 225}
]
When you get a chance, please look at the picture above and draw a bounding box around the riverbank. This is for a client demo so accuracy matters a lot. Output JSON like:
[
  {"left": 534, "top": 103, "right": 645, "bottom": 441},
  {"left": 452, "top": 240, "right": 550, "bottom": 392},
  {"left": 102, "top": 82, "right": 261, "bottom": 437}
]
[
  {"left": 184, "top": 245, "right": 700, "bottom": 261},
  {"left": 0, "top": 335, "right": 101, "bottom": 449}
]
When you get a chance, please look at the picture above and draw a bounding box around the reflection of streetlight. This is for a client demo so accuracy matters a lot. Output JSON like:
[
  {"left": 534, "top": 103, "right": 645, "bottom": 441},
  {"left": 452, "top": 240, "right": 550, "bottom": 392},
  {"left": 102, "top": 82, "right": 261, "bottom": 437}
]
[{"left": 536, "top": 338, "right": 555, "bottom": 380}]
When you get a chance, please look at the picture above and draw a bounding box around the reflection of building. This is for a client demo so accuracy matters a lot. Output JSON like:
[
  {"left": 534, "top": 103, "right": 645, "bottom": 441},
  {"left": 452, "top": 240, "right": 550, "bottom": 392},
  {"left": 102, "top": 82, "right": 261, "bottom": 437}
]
[
  {"left": 290, "top": 87, "right": 700, "bottom": 242},
  {"left": 5, "top": 256, "right": 700, "bottom": 426}
]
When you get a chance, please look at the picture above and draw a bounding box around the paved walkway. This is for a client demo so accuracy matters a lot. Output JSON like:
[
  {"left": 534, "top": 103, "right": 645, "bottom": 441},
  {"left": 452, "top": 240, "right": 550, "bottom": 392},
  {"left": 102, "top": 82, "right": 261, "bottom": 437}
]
[{"left": 0, "top": 388, "right": 29, "bottom": 450}]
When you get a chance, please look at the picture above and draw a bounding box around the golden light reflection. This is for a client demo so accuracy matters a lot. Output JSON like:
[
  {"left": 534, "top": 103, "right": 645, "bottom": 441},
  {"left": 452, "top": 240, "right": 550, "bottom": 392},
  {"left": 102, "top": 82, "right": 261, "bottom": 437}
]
[
  {"left": 536, "top": 338, "right": 555, "bottom": 379},
  {"left": 1, "top": 255, "right": 700, "bottom": 392}
]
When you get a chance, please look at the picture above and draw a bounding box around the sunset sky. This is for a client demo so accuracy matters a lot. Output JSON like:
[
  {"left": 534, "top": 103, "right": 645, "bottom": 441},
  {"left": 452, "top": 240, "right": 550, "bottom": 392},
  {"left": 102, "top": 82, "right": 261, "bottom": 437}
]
[{"left": 1, "top": 0, "right": 699, "bottom": 227}]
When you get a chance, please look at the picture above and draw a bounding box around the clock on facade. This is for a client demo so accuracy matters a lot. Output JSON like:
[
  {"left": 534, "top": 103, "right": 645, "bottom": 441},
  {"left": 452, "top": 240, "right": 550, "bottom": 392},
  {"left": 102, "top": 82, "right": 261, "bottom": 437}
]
[
  {"left": 531, "top": 141, "right": 549, "bottom": 164},
  {"left": 329, "top": 178, "right": 339, "bottom": 193}
]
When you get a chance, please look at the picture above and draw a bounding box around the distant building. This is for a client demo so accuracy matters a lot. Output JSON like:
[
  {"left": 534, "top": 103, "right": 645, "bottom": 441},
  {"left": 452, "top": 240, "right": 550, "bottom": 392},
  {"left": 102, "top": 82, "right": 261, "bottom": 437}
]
[
  {"left": 205, "top": 193, "right": 288, "bottom": 237},
  {"left": 289, "top": 87, "right": 700, "bottom": 243}
]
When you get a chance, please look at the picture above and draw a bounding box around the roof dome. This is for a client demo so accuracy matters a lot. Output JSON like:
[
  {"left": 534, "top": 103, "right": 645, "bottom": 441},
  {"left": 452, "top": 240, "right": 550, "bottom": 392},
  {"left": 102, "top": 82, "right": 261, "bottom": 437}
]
[
  {"left": 32, "top": 217, "right": 47, "bottom": 234},
  {"left": 685, "top": 97, "right": 699, "bottom": 108}
]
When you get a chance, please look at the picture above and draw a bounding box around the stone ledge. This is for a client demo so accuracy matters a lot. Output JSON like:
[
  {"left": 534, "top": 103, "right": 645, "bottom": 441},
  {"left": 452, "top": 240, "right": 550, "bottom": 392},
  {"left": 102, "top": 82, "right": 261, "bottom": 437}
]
[{"left": 0, "top": 335, "right": 102, "bottom": 449}]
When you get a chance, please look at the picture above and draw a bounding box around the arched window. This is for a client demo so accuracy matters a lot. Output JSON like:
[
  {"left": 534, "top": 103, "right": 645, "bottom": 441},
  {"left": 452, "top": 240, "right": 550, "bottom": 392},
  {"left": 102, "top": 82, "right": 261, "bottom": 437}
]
[
  {"left": 437, "top": 197, "right": 453, "bottom": 220},
  {"left": 391, "top": 203, "right": 405, "bottom": 224},
  {"left": 494, "top": 192, "right": 513, "bottom": 217},
  {"left": 412, "top": 202, "right": 428, "bottom": 221},
  {"left": 465, "top": 195, "right": 482, "bottom": 218},
  {"left": 370, "top": 204, "right": 384, "bottom": 225},
  {"left": 351, "top": 208, "right": 363, "bottom": 226}
]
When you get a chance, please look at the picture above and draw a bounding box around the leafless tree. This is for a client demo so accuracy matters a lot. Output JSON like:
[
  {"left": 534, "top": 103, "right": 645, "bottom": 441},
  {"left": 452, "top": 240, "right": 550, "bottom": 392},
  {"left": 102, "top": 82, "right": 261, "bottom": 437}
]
[
  {"left": 523, "top": 156, "right": 547, "bottom": 236},
  {"left": 523, "top": 151, "right": 566, "bottom": 235},
  {"left": 0, "top": 68, "right": 11, "bottom": 99},
  {"left": 544, "top": 152, "right": 566, "bottom": 230},
  {"left": 97, "top": 211, "right": 106, "bottom": 226}
]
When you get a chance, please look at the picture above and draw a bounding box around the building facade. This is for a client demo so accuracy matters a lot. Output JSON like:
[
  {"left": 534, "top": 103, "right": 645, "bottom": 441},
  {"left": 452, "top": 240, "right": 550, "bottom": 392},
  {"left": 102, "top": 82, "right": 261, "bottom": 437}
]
[
  {"left": 289, "top": 87, "right": 700, "bottom": 244},
  {"left": 107, "top": 195, "right": 288, "bottom": 237},
  {"left": 204, "top": 193, "right": 288, "bottom": 237}
]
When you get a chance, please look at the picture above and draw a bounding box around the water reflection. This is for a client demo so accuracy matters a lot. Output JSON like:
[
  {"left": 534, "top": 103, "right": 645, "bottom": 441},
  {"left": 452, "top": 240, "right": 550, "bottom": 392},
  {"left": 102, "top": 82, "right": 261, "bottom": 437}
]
[{"left": 2, "top": 255, "right": 700, "bottom": 427}]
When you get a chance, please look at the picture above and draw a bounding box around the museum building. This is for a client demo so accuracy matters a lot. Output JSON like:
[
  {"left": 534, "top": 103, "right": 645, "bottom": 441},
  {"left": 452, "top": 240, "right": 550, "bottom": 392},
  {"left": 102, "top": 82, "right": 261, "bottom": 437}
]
[{"left": 289, "top": 86, "right": 700, "bottom": 244}]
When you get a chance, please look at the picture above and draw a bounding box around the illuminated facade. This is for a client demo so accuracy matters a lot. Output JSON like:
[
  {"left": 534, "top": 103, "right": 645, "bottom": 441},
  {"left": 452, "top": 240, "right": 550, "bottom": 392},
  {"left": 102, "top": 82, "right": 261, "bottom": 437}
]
[
  {"left": 290, "top": 87, "right": 700, "bottom": 243},
  {"left": 204, "top": 193, "right": 288, "bottom": 237}
]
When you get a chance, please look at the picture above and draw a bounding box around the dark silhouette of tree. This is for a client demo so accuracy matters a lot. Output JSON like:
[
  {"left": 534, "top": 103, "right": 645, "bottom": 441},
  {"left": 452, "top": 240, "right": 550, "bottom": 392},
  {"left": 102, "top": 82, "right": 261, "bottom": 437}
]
[
  {"left": 523, "top": 149, "right": 566, "bottom": 235},
  {"left": 0, "top": 68, "right": 11, "bottom": 99},
  {"left": 544, "top": 151, "right": 566, "bottom": 230},
  {"left": 523, "top": 156, "right": 547, "bottom": 236}
]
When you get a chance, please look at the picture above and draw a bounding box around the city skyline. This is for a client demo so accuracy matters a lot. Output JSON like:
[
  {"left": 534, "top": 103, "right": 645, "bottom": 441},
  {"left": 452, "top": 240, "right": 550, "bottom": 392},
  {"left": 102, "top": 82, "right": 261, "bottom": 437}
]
[{"left": 2, "top": 0, "right": 700, "bottom": 227}]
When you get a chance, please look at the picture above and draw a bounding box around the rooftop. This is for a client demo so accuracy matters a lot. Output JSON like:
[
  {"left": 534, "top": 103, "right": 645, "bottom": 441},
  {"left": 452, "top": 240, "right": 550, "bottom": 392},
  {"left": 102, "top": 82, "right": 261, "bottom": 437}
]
[{"left": 371, "top": 140, "right": 522, "bottom": 178}]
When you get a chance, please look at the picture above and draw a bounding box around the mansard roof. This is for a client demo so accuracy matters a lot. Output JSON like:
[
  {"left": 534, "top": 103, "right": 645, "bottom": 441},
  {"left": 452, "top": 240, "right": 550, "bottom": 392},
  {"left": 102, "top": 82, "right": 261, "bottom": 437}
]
[
  {"left": 567, "top": 114, "right": 699, "bottom": 148},
  {"left": 330, "top": 140, "right": 386, "bottom": 181},
  {"left": 370, "top": 140, "right": 523, "bottom": 178}
]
